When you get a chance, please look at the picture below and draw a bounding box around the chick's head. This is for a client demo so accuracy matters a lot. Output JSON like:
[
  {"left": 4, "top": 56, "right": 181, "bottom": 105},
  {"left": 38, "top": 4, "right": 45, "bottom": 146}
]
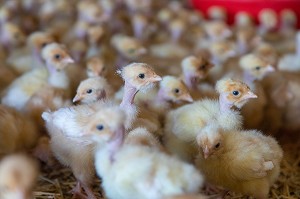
[
  {"left": 210, "top": 41, "right": 236, "bottom": 61},
  {"left": 196, "top": 124, "right": 224, "bottom": 159},
  {"left": 240, "top": 54, "right": 274, "bottom": 80},
  {"left": 118, "top": 63, "right": 162, "bottom": 91},
  {"left": 73, "top": 77, "right": 109, "bottom": 104},
  {"left": 160, "top": 76, "right": 193, "bottom": 103},
  {"left": 205, "top": 21, "right": 232, "bottom": 40},
  {"left": 258, "top": 9, "right": 277, "bottom": 29},
  {"left": 216, "top": 78, "right": 257, "bottom": 108},
  {"left": 1, "top": 22, "right": 25, "bottom": 47},
  {"left": 42, "top": 43, "right": 74, "bottom": 71},
  {"left": 27, "top": 31, "right": 55, "bottom": 53},
  {"left": 86, "top": 56, "right": 106, "bottom": 77},
  {"left": 87, "top": 25, "right": 104, "bottom": 44},
  {"left": 84, "top": 106, "right": 126, "bottom": 143},
  {"left": 182, "top": 56, "right": 214, "bottom": 80},
  {"left": 112, "top": 35, "right": 147, "bottom": 59},
  {"left": 0, "top": 155, "right": 39, "bottom": 199}
]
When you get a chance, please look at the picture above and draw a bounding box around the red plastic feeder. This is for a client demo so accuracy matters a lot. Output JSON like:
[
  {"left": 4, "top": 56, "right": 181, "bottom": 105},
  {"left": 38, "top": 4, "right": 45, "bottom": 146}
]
[{"left": 191, "top": 0, "right": 300, "bottom": 28}]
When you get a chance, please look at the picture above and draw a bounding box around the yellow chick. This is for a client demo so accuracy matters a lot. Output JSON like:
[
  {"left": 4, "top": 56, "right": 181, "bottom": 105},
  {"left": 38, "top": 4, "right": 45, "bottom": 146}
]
[
  {"left": 111, "top": 34, "right": 146, "bottom": 66},
  {"left": 83, "top": 106, "right": 204, "bottom": 199},
  {"left": 0, "top": 154, "right": 39, "bottom": 199},
  {"left": 0, "top": 105, "right": 39, "bottom": 156},
  {"left": 195, "top": 124, "right": 283, "bottom": 199},
  {"left": 164, "top": 78, "right": 257, "bottom": 162},
  {"left": 73, "top": 76, "right": 113, "bottom": 104},
  {"left": 7, "top": 31, "right": 54, "bottom": 74},
  {"left": 239, "top": 54, "right": 274, "bottom": 129}
]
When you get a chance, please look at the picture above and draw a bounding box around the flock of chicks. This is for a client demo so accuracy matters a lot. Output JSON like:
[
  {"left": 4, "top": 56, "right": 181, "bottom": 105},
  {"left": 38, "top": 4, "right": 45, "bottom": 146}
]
[{"left": 0, "top": 0, "right": 299, "bottom": 199}]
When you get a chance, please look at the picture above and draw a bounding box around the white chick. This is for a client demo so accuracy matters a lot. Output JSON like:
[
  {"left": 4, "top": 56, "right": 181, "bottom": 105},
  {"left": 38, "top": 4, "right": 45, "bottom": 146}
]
[
  {"left": 278, "top": 31, "right": 300, "bottom": 72},
  {"left": 207, "top": 6, "right": 227, "bottom": 21},
  {"left": 2, "top": 42, "right": 73, "bottom": 111},
  {"left": 42, "top": 63, "right": 161, "bottom": 199},
  {"left": 239, "top": 54, "right": 274, "bottom": 129},
  {"left": 164, "top": 78, "right": 257, "bottom": 162},
  {"left": 83, "top": 106, "right": 204, "bottom": 199},
  {"left": 204, "top": 21, "right": 232, "bottom": 42},
  {"left": 195, "top": 124, "right": 283, "bottom": 199},
  {"left": 258, "top": 9, "right": 277, "bottom": 36},
  {"left": 0, "top": 154, "right": 39, "bottom": 199},
  {"left": 0, "top": 105, "right": 39, "bottom": 156},
  {"left": 73, "top": 76, "right": 113, "bottom": 104}
]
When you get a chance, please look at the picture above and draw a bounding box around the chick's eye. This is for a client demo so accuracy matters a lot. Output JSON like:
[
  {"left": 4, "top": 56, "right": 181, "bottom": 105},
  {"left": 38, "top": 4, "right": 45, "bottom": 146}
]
[
  {"left": 232, "top": 91, "right": 239, "bottom": 96},
  {"left": 41, "top": 42, "right": 47, "bottom": 48},
  {"left": 174, "top": 88, "right": 180, "bottom": 93},
  {"left": 255, "top": 66, "right": 260, "bottom": 70},
  {"left": 199, "top": 64, "right": 206, "bottom": 70},
  {"left": 54, "top": 54, "right": 61, "bottom": 60},
  {"left": 138, "top": 73, "right": 145, "bottom": 79},
  {"left": 215, "top": 143, "right": 220, "bottom": 148},
  {"left": 86, "top": 89, "right": 93, "bottom": 94},
  {"left": 96, "top": 124, "right": 104, "bottom": 131}
]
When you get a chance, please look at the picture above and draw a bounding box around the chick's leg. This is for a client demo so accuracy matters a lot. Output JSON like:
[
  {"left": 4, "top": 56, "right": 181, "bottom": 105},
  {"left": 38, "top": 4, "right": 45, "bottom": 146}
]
[
  {"left": 71, "top": 181, "right": 88, "bottom": 199},
  {"left": 82, "top": 183, "right": 98, "bottom": 199}
]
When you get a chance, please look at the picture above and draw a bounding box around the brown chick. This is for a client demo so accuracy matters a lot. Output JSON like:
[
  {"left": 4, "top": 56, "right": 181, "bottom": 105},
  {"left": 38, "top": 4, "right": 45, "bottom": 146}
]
[
  {"left": 0, "top": 154, "right": 39, "bottom": 199},
  {"left": 196, "top": 124, "right": 283, "bottom": 199},
  {"left": 0, "top": 105, "right": 39, "bottom": 156}
]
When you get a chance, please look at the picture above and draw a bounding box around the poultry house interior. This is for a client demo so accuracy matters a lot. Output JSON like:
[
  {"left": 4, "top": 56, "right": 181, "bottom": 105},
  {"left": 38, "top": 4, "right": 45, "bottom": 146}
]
[{"left": 0, "top": 0, "right": 299, "bottom": 199}]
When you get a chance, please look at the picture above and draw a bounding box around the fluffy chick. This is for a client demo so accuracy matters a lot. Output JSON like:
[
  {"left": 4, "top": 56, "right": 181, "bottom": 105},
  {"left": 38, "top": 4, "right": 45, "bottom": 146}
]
[
  {"left": 84, "top": 107, "right": 204, "bottom": 199},
  {"left": 0, "top": 154, "right": 39, "bottom": 199},
  {"left": 0, "top": 22, "right": 25, "bottom": 52},
  {"left": 2, "top": 42, "right": 73, "bottom": 110},
  {"left": 73, "top": 76, "right": 113, "bottom": 104},
  {"left": 42, "top": 63, "right": 161, "bottom": 198},
  {"left": 111, "top": 34, "right": 146, "bottom": 66},
  {"left": 164, "top": 78, "right": 257, "bottom": 162},
  {"left": 0, "top": 105, "right": 39, "bottom": 156},
  {"left": 195, "top": 125, "right": 283, "bottom": 199},
  {"left": 239, "top": 54, "right": 274, "bottom": 129}
]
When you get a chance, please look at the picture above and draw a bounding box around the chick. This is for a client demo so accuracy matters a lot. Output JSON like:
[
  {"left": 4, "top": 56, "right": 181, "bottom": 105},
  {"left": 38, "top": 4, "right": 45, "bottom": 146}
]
[
  {"left": 207, "top": 6, "right": 227, "bottom": 21},
  {"left": 181, "top": 56, "right": 214, "bottom": 91},
  {"left": 7, "top": 31, "right": 54, "bottom": 74},
  {"left": 280, "top": 9, "right": 297, "bottom": 37},
  {"left": 208, "top": 40, "right": 236, "bottom": 83},
  {"left": 83, "top": 106, "right": 204, "bottom": 199},
  {"left": 195, "top": 124, "right": 283, "bottom": 199},
  {"left": 111, "top": 34, "right": 146, "bottom": 67},
  {"left": 235, "top": 12, "right": 254, "bottom": 28},
  {"left": 0, "top": 22, "right": 25, "bottom": 52},
  {"left": 132, "top": 13, "right": 148, "bottom": 40},
  {"left": 169, "top": 18, "right": 186, "bottom": 42},
  {"left": 86, "top": 56, "right": 107, "bottom": 77},
  {"left": 258, "top": 9, "right": 277, "bottom": 36},
  {"left": 0, "top": 105, "right": 39, "bottom": 156},
  {"left": 239, "top": 54, "right": 274, "bottom": 129},
  {"left": 204, "top": 21, "right": 232, "bottom": 42},
  {"left": 73, "top": 76, "right": 113, "bottom": 104},
  {"left": 164, "top": 78, "right": 257, "bottom": 162},
  {"left": 2, "top": 42, "right": 73, "bottom": 111},
  {"left": 0, "top": 154, "right": 39, "bottom": 199},
  {"left": 42, "top": 63, "right": 161, "bottom": 199},
  {"left": 278, "top": 31, "right": 300, "bottom": 72}
]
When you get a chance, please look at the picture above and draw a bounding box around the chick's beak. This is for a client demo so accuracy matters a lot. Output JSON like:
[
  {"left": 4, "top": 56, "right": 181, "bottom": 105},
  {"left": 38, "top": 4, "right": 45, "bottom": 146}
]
[
  {"left": 203, "top": 145, "right": 210, "bottom": 159},
  {"left": 245, "top": 91, "right": 258, "bottom": 99},
  {"left": 73, "top": 94, "right": 82, "bottom": 103},
  {"left": 180, "top": 93, "right": 193, "bottom": 102},
  {"left": 265, "top": 65, "right": 275, "bottom": 73},
  {"left": 149, "top": 74, "right": 162, "bottom": 83},
  {"left": 62, "top": 57, "right": 75, "bottom": 64}
]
